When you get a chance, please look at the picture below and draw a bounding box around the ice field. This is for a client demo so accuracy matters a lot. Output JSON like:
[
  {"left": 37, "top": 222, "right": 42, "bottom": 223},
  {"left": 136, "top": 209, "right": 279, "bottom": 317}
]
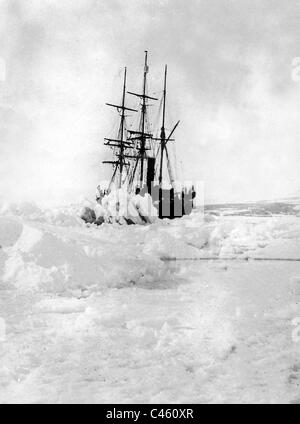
[{"left": 1, "top": 199, "right": 300, "bottom": 403}]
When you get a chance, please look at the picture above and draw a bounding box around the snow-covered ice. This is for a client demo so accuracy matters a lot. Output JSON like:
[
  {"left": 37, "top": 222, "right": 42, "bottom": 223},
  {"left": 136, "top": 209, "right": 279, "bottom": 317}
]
[{"left": 1, "top": 200, "right": 300, "bottom": 403}]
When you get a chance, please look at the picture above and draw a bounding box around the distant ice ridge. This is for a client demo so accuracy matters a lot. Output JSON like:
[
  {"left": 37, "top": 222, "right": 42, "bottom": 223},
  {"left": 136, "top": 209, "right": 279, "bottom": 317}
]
[{"left": 0, "top": 198, "right": 84, "bottom": 226}]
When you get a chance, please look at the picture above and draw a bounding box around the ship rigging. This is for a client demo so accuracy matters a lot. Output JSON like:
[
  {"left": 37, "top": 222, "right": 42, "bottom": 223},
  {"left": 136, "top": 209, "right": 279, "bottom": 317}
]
[{"left": 102, "top": 51, "right": 195, "bottom": 219}]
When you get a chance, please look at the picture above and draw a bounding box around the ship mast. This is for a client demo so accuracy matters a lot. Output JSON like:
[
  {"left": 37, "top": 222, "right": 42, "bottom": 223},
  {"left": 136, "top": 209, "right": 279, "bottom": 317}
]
[
  {"left": 159, "top": 65, "right": 167, "bottom": 186},
  {"left": 103, "top": 67, "right": 137, "bottom": 189},
  {"left": 140, "top": 51, "right": 148, "bottom": 185},
  {"left": 157, "top": 65, "right": 180, "bottom": 190},
  {"left": 118, "top": 66, "right": 127, "bottom": 188},
  {"left": 127, "top": 51, "right": 158, "bottom": 188}
]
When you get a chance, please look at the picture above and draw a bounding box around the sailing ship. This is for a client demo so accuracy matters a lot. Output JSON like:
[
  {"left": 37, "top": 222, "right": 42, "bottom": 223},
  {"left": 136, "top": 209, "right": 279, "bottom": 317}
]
[{"left": 102, "top": 51, "right": 195, "bottom": 220}]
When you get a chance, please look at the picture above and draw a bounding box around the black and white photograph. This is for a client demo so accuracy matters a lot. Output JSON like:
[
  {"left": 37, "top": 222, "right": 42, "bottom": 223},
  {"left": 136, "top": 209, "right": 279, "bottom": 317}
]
[{"left": 1, "top": 0, "right": 300, "bottom": 406}]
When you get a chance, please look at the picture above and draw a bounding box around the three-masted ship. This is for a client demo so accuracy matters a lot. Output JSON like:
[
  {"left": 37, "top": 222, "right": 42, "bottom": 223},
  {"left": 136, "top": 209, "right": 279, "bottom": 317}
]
[{"left": 103, "top": 51, "right": 195, "bottom": 219}]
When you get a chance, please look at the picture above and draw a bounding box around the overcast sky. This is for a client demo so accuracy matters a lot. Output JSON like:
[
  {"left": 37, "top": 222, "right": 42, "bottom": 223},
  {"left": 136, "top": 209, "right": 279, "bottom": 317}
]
[{"left": 1, "top": 0, "right": 300, "bottom": 205}]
